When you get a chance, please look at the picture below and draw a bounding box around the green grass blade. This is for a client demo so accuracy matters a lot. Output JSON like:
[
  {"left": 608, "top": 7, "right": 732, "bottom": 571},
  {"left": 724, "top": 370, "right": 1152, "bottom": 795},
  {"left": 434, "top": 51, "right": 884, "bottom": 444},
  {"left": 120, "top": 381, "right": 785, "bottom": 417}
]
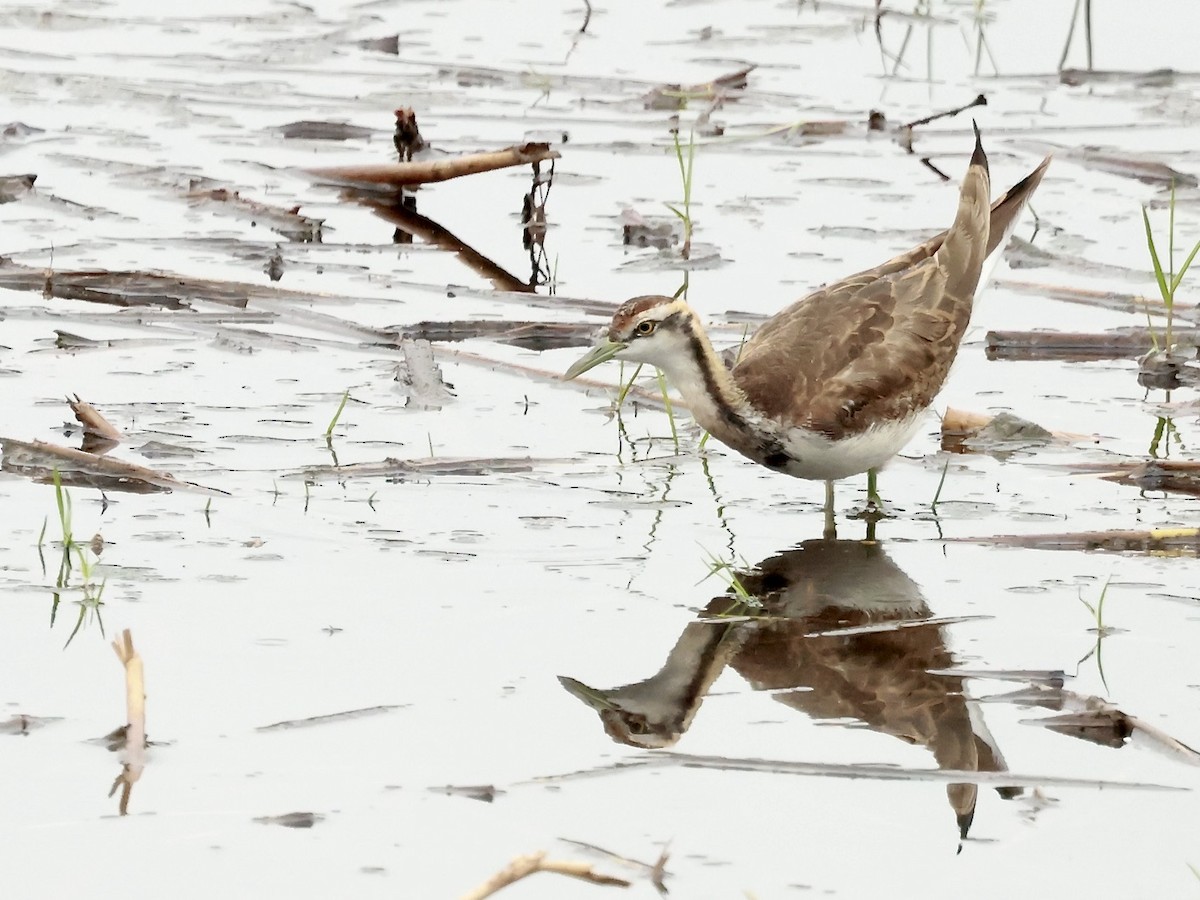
[
  {"left": 325, "top": 389, "right": 350, "bottom": 437},
  {"left": 655, "top": 368, "right": 679, "bottom": 450},
  {"left": 1170, "top": 238, "right": 1200, "bottom": 294},
  {"left": 1142, "top": 206, "right": 1170, "bottom": 303},
  {"left": 617, "top": 363, "right": 644, "bottom": 406}
]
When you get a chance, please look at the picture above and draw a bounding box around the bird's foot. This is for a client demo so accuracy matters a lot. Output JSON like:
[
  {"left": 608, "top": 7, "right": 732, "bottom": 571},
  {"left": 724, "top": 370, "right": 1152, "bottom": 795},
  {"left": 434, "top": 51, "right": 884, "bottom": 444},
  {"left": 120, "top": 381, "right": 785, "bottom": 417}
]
[{"left": 848, "top": 495, "right": 895, "bottom": 523}]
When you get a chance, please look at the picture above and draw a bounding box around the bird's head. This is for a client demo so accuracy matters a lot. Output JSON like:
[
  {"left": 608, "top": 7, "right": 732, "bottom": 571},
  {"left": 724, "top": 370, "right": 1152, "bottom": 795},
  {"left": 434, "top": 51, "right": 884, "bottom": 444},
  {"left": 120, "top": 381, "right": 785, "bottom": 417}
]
[
  {"left": 563, "top": 294, "right": 697, "bottom": 380},
  {"left": 558, "top": 675, "right": 684, "bottom": 749}
]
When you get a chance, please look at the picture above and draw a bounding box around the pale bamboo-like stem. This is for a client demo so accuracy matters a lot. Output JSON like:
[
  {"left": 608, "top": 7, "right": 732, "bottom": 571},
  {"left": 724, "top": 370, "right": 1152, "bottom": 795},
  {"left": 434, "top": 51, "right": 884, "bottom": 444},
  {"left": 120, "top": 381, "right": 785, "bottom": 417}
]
[{"left": 459, "top": 852, "right": 630, "bottom": 900}]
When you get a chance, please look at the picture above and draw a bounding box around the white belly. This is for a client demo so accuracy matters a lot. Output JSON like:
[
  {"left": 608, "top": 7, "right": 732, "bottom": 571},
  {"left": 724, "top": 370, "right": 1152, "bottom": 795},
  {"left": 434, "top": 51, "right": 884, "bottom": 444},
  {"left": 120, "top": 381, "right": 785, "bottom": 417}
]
[{"left": 776, "top": 413, "right": 926, "bottom": 481}]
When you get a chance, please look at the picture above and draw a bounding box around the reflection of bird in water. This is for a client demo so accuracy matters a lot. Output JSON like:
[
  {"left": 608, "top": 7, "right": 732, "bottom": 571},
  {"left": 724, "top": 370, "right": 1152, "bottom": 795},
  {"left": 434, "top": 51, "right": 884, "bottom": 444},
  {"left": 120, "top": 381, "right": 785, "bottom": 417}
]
[
  {"left": 560, "top": 538, "right": 1014, "bottom": 841},
  {"left": 565, "top": 130, "right": 1051, "bottom": 534}
]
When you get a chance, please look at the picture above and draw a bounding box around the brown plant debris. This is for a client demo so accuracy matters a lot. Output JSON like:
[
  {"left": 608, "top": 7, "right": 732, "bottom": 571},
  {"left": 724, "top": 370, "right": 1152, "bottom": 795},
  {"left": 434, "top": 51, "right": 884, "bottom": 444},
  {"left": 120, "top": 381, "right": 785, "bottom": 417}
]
[
  {"left": 950, "top": 527, "right": 1200, "bottom": 556},
  {"left": 67, "top": 394, "right": 124, "bottom": 442},
  {"left": 986, "top": 328, "right": 1200, "bottom": 362},
  {"left": 1004, "top": 684, "right": 1200, "bottom": 763},
  {"left": 0, "top": 437, "right": 228, "bottom": 495},
  {"left": 187, "top": 185, "right": 323, "bottom": 242},
  {"left": 433, "top": 784, "right": 503, "bottom": 803},
  {"left": 0, "top": 261, "right": 327, "bottom": 309},
  {"left": 401, "top": 319, "right": 597, "bottom": 351},
  {"left": 1057, "top": 145, "right": 1198, "bottom": 187},
  {"left": 292, "top": 456, "right": 538, "bottom": 482},
  {"left": 307, "top": 142, "right": 559, "bottom": 189},
  {"left": 393, "top": 107, "right": 427, "bottom": 161},
  {"left": 0, "top": 173, "right": 36, "bottom": 202},
  {"left": 1071, "top": 460, "right": 1200, "bottom": 498},
  {"left": 0, "top": 714, "right": 62, "bottom": 734},
  {"left": 558, "top": 838, "right": 672, "bottom": 892},
  {"left": 357, "top": 34, "right": 399, "bottom": 55},
  {"left": 254, "top": 812, "right": 325, "bottom": 828},
  {"left": 256, "top": 704, "right": 405, "bottom": 731},
  {"left": 276, "top": 120, "right": 375, "bottom": 141},
  {"left": 1059, "top": 68, "right": 1177, "bottom": 86},
  {"left": 940, "top": 407, "right": 1093, "bottom": 452},
  {"left": 459, "top": 852, "right": 630, "bottom": 899},
  {"left": 642, "top": 66, "right": 754, "bottom": 110},
  {"left": 109, "top": 629, "right": 146, "bottom": 816}
]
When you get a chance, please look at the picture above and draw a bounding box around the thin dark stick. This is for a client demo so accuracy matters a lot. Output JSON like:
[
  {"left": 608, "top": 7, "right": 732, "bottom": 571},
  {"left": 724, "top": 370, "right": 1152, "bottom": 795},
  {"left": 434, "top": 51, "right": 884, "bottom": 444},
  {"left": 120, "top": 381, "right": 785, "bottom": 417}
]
[
  {"left": 1084, "top": 0, "right": 1093, "bottom": 70},
  {"left": 579, "top": 0, "right": 592, "bottom": 34},
  {"left": 902, "top": 93, "right": 987, "bottom": 130},
  {"left": 920, "top": 157, "right": 951, "bottom": 182},
  {"left": 1058, "top": 0, "right": 1081, "bottom": 71}
]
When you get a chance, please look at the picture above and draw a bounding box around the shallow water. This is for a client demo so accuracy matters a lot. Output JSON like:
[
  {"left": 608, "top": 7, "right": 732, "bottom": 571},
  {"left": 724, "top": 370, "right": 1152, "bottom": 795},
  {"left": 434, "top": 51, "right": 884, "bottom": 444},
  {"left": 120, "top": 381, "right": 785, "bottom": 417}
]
[{"left": 3, "top": 1, "right": 1200, "bottom": 897}]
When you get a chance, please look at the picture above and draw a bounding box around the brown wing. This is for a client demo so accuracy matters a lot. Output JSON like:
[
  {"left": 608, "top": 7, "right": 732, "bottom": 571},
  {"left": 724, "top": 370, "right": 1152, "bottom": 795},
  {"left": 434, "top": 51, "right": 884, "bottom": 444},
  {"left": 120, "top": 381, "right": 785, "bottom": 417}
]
[
  {"left": 744, "top": 150, "right": 1051, "bottom": 354},
  {"left": 732, "top": 263, "right": 968, "bottom": 438},
  {"left": 732, "top": 141, "right": 1050, "bottom": 439}
]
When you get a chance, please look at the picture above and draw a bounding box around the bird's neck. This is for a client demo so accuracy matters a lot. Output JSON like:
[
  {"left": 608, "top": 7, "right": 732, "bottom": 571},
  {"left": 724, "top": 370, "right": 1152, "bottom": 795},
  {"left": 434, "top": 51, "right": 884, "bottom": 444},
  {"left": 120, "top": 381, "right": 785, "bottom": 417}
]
[{"left": 660, "top": 317, "right": 763, "bottom": 443}]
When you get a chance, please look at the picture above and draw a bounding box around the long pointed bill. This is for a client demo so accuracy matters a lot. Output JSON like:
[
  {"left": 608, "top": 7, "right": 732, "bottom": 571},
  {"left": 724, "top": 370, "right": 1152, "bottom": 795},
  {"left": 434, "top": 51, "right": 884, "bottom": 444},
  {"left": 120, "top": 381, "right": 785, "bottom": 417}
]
[
  {"left": 557, "top": 675, "right": 616, "bottom": 711},
  {"left": 562, "top": 339, "right": 628, "bottom": 381}
]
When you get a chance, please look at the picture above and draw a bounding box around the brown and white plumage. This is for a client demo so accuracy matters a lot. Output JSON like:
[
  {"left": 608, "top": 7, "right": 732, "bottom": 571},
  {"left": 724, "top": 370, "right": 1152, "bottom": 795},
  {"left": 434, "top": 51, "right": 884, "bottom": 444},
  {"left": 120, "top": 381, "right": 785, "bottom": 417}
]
[{"left": 565, "top": 129, "right": 1051, "bottom": 487}]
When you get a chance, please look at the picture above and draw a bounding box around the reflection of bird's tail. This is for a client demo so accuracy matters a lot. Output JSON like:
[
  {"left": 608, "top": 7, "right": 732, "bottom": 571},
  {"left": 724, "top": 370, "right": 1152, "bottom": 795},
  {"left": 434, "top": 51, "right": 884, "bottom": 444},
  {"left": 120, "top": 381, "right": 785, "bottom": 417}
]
[
  {"left": 969, "top": 699, "right": 1023, "bottom": 799},
  {"left": 949, "top": 697, "right": 1022, "bottom": 844}
]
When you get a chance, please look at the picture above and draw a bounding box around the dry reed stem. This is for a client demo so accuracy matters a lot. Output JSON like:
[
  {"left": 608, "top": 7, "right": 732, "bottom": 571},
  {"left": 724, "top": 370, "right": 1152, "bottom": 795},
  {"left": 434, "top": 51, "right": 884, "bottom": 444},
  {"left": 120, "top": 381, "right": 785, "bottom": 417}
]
[
  {"left": 109, "top": 629, "right": 146, "bottom": 815},
  {"left": 67, "top": 395, "right": 124, "bottom": 441},
  {"left": 307, "top": 143, "right": 559, "bottom": 188},
  {"left": 459, "top": 852, "right": 630, "bottom": 900}
]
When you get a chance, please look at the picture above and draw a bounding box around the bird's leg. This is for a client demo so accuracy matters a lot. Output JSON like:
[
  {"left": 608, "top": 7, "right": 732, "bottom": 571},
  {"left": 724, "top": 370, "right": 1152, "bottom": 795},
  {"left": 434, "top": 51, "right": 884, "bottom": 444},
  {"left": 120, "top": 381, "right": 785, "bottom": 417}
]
[
  {"left": 866, "top": 468, "right": 881, "bottom": 509},
  {"left": 823, "top": 480, "right": 837, "bottom": 540},
  {"left": 850, "top": 468, "right": 892, "bottom": 526},
  {"left": 865, "top": 467, "right": 893, "bottom": 518}
]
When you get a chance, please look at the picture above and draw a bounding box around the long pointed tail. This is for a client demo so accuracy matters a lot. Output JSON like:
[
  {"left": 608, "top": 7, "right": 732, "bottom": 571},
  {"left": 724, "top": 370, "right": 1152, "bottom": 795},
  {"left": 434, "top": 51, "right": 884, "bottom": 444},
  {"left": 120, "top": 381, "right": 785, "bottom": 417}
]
[{"left": 937, "top": 122, "right": 993, "bottom": 300}]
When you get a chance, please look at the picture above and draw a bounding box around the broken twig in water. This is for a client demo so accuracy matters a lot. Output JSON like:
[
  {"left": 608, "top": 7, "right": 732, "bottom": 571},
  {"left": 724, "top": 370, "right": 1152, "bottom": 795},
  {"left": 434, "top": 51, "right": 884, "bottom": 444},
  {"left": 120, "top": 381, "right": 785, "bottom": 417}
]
[
  {"left": 459, "top": 852, "right": 630, "bottom": 899},
  {"left": 307, "top": 143, "right": 560, "bottom": 188},
  {"left": 901, "top": 93, "right": 987, "bottom": 131},
  {"left": 109, "top": 629, "right": 145, "bottom": 816},
  {"left": 67, "top": 394, "right": 124, "bottom": 443},
  {"left": 257, "top": 705, "right": 405, "bottom": 731}
]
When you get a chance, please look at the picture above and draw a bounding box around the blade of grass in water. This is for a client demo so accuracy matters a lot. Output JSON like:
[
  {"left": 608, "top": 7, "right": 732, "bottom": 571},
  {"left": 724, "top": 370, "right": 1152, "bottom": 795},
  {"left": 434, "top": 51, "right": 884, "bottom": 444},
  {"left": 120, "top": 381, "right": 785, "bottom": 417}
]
[{"left": 325, "top": 389, "right": 350, "bottom": 437}]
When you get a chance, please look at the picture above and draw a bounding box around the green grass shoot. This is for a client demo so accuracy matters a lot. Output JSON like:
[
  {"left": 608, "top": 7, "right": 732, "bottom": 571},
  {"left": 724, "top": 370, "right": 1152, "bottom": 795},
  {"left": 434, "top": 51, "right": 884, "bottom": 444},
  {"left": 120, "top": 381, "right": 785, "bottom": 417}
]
[
  {"left": 1077, "top": 576, "right": 1113, "bottom": 693},
  {"left": 930, "top": 457, "right": 951, "bottom": 512},
  {"left": 1148, "top": 415, "right": 1183, "bottom": 459},
  {"left": 699, "top": 549, "right": 756, "bottom": 602},
  {"left": 1141, "top": 181, "right": 1200, "bottom": 353},
  {"left": 664, "top": 129, "right": 696, "bottom": 260},
  {"left": 48, "top": 470, "right": 107, "bottom": 647},
  {"left": 1079, "top": 575, "right": 1113, "bottom": 636},
  {"left": 655, "top": 368, "right": 679, "bottom": 451},
  {"left": 53, "top": 469, "right": 73, "bottom": 549},
  {"left": 325, "top": 389, "right": 350, "bottom": 438}
]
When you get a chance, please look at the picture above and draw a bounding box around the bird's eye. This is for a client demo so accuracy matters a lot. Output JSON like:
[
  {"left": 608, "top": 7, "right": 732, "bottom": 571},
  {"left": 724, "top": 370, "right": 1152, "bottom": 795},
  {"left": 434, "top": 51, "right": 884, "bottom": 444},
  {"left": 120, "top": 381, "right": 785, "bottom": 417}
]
[{"left": 635, "top": 320, "right": 657, "bottom": 336}]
